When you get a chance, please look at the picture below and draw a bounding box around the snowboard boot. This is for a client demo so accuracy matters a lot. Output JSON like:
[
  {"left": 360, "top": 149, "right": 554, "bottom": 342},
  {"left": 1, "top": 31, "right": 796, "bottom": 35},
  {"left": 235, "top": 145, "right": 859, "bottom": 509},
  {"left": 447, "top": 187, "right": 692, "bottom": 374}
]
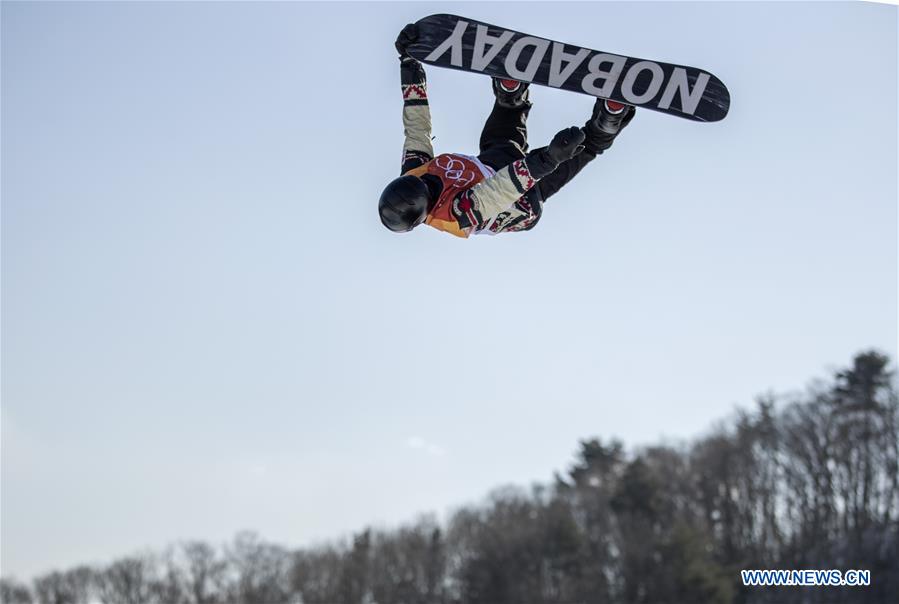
[
  {"left": 583, "top": 99, "right": 635, "bottom": 154},
  {"left": 492, "top": 78, "right": 531, "bottom": 109}
]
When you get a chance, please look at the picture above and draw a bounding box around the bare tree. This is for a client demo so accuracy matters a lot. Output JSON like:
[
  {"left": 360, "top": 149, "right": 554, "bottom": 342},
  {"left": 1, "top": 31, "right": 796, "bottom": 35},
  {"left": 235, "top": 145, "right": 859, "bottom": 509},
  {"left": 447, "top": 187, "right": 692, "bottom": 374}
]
[
  {"left": 149, "top": 549, "right": 188, "bottom": 604},
  {"left": 177, "top": 541, "right": 229, "bottom": 604},
  {"left": 291, "top": 546, "right": 344, "bottom": 604},
  {"left": 224, "top": 532, "right": 293, "bottom": 604},
  {"left": 31, "top": 567, "right": 93, "bottom": 604},
  {"left": 369, "top": 518, "right": 446, "bottom": 604},
  {"left": 95, "top": 556, "right": 158, "bottom": 604},
  {"left": 1, "top": 578, "right": 34, "bottom": 604}
]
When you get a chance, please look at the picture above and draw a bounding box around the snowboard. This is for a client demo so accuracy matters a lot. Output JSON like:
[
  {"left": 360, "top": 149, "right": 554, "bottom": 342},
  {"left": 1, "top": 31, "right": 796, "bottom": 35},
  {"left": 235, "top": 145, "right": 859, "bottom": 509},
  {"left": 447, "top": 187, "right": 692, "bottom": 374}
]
[{"left": 405, "top": 14, "right": 730, "bottom": 123}]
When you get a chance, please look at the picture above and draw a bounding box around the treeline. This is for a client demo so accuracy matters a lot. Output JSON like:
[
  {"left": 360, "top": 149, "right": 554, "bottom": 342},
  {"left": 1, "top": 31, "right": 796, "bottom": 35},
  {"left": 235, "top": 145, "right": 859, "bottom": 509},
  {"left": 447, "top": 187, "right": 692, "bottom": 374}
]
[{"left": 2, "top": 351, "right": 897, "bottom": 604}]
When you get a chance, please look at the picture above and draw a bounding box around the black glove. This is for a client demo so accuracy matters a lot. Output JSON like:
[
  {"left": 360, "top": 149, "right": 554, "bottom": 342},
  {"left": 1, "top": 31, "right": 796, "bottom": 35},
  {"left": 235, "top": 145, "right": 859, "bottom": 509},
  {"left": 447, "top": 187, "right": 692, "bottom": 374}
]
[
  {"left": 400, "top": 56, "right": 426, "bottom": 86},
  {"left": 546, "top": 127, "right": 586, "bottom": 163},
  {"left": 525, "top": 127, "right": 586, "bottom": 179},
  {"left": 395, "top": 23, "right": 419, "bottom": 57}
]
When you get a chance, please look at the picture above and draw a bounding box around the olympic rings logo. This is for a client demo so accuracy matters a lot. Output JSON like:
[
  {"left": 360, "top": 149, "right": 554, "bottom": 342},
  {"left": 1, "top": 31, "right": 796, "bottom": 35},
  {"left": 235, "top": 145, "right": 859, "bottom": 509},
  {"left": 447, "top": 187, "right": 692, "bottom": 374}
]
[{"left": 435, "top": 155, "right": 476, "bottom": 188}]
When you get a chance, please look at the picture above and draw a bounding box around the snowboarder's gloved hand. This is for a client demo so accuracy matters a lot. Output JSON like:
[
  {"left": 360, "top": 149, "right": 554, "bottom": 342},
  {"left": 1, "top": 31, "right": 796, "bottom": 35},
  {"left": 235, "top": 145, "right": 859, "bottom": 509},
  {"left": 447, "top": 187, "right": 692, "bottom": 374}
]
[
  {"left": 396, "top": 23, "right": 425, "bottom": 86},
  {"left": 525, "top": 127, "right": 586, "bottom": 179},
  {"left": 400, "top": 56, "right": 426, "bottom": 87},
  {"left": 395, "top": 23, "right": 419, "bottom": 57},
  {"left": 546, "top": 127, "right": 586, "bottom": 163}
]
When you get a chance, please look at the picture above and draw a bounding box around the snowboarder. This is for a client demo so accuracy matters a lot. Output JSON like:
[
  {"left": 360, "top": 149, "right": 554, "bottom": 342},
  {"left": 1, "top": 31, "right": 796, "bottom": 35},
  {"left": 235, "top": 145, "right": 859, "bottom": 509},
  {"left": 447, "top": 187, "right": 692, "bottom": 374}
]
[{"left": 379, "top": 23, "right": 636, "bottom": 237}]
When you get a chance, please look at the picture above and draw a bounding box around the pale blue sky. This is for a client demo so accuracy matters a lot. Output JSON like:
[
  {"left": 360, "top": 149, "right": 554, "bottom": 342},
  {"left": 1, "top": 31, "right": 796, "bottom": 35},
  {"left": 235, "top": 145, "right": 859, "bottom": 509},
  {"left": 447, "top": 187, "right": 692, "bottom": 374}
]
[{"left": 2, "top": 1, "right": 896, "bottom": 579}]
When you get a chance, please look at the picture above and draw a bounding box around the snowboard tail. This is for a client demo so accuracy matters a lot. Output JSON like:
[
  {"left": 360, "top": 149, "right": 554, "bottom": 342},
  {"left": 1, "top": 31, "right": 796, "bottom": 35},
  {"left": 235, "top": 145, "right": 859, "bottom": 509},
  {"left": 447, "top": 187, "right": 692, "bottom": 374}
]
[{"left": 406, "top": 14, "right": 730, "bottom": 123}]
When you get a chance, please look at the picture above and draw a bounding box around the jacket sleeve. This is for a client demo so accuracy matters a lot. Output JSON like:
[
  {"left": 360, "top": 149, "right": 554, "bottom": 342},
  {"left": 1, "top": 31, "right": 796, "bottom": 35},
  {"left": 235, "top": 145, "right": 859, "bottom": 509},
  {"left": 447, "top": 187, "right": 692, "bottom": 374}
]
[
  {"left": 466, "top": 157, "right": 541, "bottom": 225},
  {"left": 399, "top": 58, "right": 434, "bottom": 174}
]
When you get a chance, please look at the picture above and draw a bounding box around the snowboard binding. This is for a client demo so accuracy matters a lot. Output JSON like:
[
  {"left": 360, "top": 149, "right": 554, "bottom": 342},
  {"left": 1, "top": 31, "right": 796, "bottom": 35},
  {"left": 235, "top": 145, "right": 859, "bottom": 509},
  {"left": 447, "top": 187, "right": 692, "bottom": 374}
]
[
  {"left": 583, "top": 99, "right": 635, "bottom": 154},
  {"left": 492, "top": 78, "right": 530, "bottom": 109}
]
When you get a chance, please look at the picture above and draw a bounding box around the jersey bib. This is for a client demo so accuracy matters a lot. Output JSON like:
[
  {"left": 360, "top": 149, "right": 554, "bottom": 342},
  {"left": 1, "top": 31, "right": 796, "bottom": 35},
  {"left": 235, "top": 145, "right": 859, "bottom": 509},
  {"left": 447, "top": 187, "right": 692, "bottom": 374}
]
[{"left": 406, "top": 154, "right": 494, "bottom": 238}]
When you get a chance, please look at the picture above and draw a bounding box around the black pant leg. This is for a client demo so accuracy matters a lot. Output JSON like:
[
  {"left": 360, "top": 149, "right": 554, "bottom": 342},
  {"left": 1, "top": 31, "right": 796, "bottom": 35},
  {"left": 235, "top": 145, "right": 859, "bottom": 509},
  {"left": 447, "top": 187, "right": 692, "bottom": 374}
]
[
  {"left": 477, "top": 102, "right": 531, "bottom": 171},
  {"left": 534, "top": 148, "right": 598, "bottom": 203}
]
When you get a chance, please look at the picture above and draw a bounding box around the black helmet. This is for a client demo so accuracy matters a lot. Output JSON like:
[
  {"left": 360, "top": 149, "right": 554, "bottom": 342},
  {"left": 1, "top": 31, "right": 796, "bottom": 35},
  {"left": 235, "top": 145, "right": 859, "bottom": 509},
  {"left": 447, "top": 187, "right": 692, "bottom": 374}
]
[{"left": 378, "top": 175, "right": 430, "bottom": 232}]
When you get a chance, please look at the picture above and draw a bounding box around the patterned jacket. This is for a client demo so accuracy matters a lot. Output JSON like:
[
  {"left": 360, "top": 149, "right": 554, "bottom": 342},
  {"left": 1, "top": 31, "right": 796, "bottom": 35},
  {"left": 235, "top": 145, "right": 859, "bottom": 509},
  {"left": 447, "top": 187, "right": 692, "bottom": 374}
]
[{"left": 400, "top": 68, "right": 542, "bottom": 238}]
